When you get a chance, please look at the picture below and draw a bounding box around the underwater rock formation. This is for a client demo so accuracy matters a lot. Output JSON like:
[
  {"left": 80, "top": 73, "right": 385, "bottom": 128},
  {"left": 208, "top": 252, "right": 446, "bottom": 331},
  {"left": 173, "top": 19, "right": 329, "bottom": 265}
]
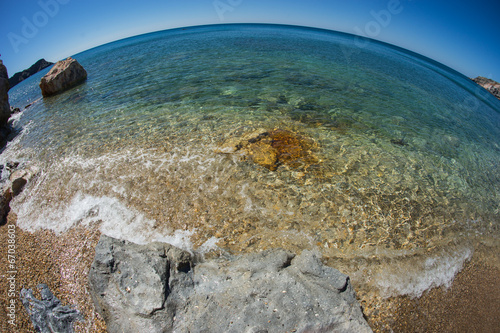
[
  {"left": 39, "top": 57, "right": 87, "bottom": 97},
  {"left": 216, "top": 128, "right": 319, "bottom": 171},
  {"left": 88, "top": 235, "right": 372, "bottom": 333}
]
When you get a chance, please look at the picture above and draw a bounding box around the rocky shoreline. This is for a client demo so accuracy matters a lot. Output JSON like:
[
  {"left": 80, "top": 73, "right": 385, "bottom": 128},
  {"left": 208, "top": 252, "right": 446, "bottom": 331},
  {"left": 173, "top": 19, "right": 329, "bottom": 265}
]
[{"left": 1, "top": 219, "right": 499, "bottom": 333}]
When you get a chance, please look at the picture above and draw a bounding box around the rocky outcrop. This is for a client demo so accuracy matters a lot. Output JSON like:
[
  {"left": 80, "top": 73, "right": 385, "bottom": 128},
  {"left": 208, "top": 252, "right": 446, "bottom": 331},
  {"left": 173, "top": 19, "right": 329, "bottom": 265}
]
[
  {"left": 39, "top": 57, "right": 87, "bottom": 97},
  {"left": 472, "top": 76, "right": 500, "bottom": 100},
  {"left": 89, "top": 235, "right": 372, "bottom": 333},
  {"left": 0, "top": 60, "right": 11, "bottom": 126},
  {"left": 9, "top": 165, "right": 39, "bottom": 196},
  {"left": 0, "top": 163, "right": 39, "bottom": 225},
  {"left": 20, "top": 284, "right": 82, "bottom": 333},
  {"left": 8, "top": 58, "right": 54, "bottom": 88}
]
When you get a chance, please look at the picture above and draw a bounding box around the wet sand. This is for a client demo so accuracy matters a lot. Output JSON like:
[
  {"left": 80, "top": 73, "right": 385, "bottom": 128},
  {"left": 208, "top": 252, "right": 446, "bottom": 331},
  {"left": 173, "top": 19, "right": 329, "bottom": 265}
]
[{"left": 0, "top": 212, "right": 499, "bottom": 333}]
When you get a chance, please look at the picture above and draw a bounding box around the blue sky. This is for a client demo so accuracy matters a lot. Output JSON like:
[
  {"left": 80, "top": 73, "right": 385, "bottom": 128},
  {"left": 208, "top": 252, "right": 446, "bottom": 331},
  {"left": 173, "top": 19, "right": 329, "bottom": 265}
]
[{"left": 1, "top": 0, "right": 499, "bottom": 80}]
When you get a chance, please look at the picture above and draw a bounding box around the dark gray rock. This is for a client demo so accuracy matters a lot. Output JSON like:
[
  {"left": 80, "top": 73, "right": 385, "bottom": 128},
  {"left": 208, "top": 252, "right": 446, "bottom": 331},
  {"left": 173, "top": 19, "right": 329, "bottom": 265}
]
[
  {"left": 20, "top": 284, "right": 82, "bottom": 333},
  {"left": 0, "top": 60, "right": 11, "bottom": 126},
  {"left": 89, "top": 235, "right": 372, "bottom": 333},
  {"left": 0, "top": 188, "right": 12, "bottom": 226}
]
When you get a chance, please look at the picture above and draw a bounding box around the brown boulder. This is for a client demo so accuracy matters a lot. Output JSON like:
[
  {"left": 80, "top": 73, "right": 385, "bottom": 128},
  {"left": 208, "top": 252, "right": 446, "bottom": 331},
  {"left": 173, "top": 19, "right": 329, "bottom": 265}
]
[{"left": 39, "top": 57, "right": 87, "bottom": 97}]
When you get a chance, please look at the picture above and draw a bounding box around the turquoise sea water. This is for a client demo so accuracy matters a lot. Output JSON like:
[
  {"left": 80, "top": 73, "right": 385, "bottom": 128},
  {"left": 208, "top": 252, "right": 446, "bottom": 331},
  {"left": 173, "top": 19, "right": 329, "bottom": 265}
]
[{"left": 4, "top": 24, "right": 500, "bottom": 298}]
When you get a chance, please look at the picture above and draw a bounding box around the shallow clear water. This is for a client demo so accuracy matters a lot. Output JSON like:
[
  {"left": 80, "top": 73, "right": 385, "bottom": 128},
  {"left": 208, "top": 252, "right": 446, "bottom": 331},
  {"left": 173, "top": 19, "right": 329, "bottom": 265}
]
[{"left": 4, "top": 24, "right": 500, "bottom": 298}]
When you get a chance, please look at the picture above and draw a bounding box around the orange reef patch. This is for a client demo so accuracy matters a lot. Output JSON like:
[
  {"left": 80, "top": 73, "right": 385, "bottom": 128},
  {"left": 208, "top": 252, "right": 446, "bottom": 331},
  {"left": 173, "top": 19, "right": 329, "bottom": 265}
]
[{"left": 218, "top": 128, "right": 319, "bottom": 171}]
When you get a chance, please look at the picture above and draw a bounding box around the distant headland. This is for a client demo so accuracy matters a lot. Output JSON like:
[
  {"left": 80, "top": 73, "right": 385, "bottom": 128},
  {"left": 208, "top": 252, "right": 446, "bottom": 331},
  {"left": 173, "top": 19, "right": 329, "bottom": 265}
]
[
  {"left": 472, "top": 76, "right": 500, "bottom": 100},
  {"left": 8, "top": 59, "right": 53, "bottom": 88}
]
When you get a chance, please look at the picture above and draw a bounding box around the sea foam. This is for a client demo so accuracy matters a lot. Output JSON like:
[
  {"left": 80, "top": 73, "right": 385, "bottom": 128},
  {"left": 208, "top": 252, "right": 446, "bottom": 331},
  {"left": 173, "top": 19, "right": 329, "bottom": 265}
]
[
  {"left": 13, "top": 191, "right": 199, "bottom": 252},
  {"left": 374, "top": 247, "right": 472, "bottom": 298}
]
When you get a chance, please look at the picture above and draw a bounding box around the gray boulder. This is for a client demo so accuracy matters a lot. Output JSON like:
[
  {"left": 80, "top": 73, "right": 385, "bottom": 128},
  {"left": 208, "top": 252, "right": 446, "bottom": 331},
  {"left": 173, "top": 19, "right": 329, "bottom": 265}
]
[
  {"left": 39, "top": 57, "right": 87, "bottom": 97},
  {"left": 0, "top": 60, "right": 11, "bottom": 125},
  {"left": 88, "top": 235, "right": 372, "bottom": 333}
]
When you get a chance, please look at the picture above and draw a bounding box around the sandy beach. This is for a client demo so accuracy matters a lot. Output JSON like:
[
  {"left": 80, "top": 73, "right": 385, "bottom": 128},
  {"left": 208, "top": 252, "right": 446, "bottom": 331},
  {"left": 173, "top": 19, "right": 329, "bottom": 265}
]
[{"left": 1, "top": 210, "right": 499, "bottom": 333}]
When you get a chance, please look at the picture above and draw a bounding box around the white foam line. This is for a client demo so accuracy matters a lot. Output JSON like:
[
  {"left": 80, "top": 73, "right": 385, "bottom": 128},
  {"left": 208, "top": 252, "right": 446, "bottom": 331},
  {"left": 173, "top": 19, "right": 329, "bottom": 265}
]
[
  {"left": 14, "top": 191, "right": 197, "bottom": 252},
  {"left": 375, "top": 247, "right": 472, "bottom": 298}
]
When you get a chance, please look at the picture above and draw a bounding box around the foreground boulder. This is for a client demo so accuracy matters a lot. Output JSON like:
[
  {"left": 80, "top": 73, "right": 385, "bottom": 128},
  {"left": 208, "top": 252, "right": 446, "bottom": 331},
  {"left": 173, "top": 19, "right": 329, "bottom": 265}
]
[
  {"left": 89, "top": 235, "right": 372, "bottom": 333},
  {"left": 39, "top": 57, "right": 87, "bottom": 97},
  {"left": 0, "top": 60, "right": 10, "bottom": 125}
]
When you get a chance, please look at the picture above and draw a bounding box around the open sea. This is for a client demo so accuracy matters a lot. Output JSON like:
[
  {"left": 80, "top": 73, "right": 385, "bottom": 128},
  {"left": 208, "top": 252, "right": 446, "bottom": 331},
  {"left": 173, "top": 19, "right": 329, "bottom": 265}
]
[{"left": 4, "top": 24, "right": 500, "bottom": 299}]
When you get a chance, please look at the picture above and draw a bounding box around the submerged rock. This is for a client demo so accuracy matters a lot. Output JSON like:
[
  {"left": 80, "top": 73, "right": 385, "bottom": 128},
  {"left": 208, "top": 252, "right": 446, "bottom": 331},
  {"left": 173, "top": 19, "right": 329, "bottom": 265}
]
[
  {"left": 88, "top": 235, "right": 372, "bottom": 333},
  {"left": 20, "top": 284, "right": 82, "bottom": 333},
  {"left": 39, "top": 57, "right": 87, "bottom": 97},
  {"left": 216, "top": 128, "right": 319, "bottom": 171}
]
